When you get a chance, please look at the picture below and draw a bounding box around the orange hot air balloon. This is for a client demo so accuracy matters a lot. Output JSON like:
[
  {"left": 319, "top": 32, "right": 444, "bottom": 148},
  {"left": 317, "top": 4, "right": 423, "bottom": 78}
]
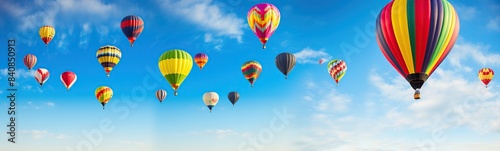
[{"left": 194, "top": 53, "right": 208, "bottom": 70}]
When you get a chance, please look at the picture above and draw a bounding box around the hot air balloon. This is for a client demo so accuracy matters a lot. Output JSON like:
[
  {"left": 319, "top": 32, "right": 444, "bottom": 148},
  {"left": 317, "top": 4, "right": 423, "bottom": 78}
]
[
  {"left": 34, "top": 68, "right": 50, "bottom": 87},
  {"left": 156, "top": 89, "right": 167, "bottom": 103},
  {"left": 60, "top": 71, "right": 77, "bottom": 91},
  {"left": 375, "top": 0, "right": 460, "bottom": 100},
  {"left": 23, "top": 54, "right": 37, "bottom": 70},
  {"left": 479, "top": 68, "right": 494, "bottom": 88},
  {"left": 96, "top": 45, "right": 121, "bottom": 77},
  {"left": 242, "top": 61, "right": 262, "bottom": 87},
  {"left": 194, "top": 53, "right": 209, "bottom": 70},
  {"left": 203, "top": 92, "right": 219, "bottom": 113},
  {"left": 39, "top": 25, "right": 55, "bottom": 47},
  {"left": 319, "top": 58, "right": 325, "bottom": 65},
  {"left": 228, "top": 91, "right": 240, "bottom": 106},
  {"left": 158, "top": 49, "right": 193, "bottom": 96},
  {"left": 95, "top": 86, "right": 113, "bottom": 109},
  {"left": 327, "top": 59, "right": 347, "bottom": 86},
  {"left": 247, "top": 3, "right": 280, "bottom": 49},
  {"left": 275, "top": 52, "right": 296, "bottom": 79},
  {"left": 121, "top": 15, "right": 144, "bottom": 47}
]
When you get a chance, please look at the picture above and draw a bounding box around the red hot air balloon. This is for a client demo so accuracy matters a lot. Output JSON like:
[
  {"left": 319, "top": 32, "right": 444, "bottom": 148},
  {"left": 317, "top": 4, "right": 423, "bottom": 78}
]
[
  {"left": 60, "top": 71, "right": 77, "bottom": 91},
  {"left": 121, "top": 15, "right": 144, "bottom": 47}
]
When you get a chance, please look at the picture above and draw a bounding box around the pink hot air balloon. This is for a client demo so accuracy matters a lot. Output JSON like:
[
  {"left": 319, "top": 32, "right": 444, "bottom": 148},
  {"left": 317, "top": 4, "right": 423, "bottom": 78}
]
[
  {"left": 247, "top": 3, "right": 281, "bottom": 49},
  {"left": 60, "top": 71, "right": 77, "bottom": 91}
]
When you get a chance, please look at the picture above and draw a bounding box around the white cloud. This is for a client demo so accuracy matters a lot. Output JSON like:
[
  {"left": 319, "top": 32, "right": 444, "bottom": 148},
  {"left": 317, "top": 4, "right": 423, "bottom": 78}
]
[
  {"left": 56, "top": 0, "right": 116, "bottom": 15},
  {"left": 0, "top": 68, "right": 35, "bottom": 79},
  {"left": 119, "top": 140, "right": 149, "bottom": 147},
  {"left": 159, "top": 0, "right": 245, "bottom": 44},
  {"left": 26, "top": 101, "right": 56, "bottom": 109},
  {"left": 296, "top": 67, "right": 500, "bottom": 150},
  {"left": 293, "top": 48, "right": 332, "bottom": 64},
  {"left": 204, "top": 33, "right": 223, "bottom": 50},
  {"left": 487, "top": 16, "right": 500, "bottom": 31},
  {"left": 191, "top": 129, "right": 240, "bottom": 139},
  {"left": 448, "top": 40, "right": 500, "bottom": 69},
  {"left": 79, "top": 23, "right": 92, "bottom": 48},
  {"left": 0, "top": 1, "right": 27, "bottom": 17},
  {"left": 455, "top": 5, "right": 478, "bottom": 20},
  {"left": 21, "top": 130, "right": 67, "bottom": 140}
]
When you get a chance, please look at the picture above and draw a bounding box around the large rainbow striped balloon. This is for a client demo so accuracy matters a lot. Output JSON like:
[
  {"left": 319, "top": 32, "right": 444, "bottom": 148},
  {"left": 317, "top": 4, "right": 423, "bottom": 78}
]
[
  {"left": 247, "top": 3, "right": 280, "bottom": 49},
  {"left": 375, "top": 0, "right": 460, "bottom": 99}
]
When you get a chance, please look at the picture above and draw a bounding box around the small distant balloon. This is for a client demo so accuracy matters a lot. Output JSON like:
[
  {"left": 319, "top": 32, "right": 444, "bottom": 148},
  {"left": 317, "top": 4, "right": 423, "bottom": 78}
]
[
  {"left": 95, "top": 86, "right": 113, "bottom": 109},
  {"left": 34, "top": 68, "right": 50, "bottom": 87},
  {"left": 479, "top": 68, "right": 494, "bottom": 88},
  {"left": 156, "top": 89, "right": 167, "bottom": 103},
  {"left": 121, "top": 15, "right": 144, "bottom": 47},
  {"left": 23, "top": 54, "right": 37, "bottom": 70},
  {"left": 194, "top": 53, "right": 209, "bottom": 70},
  {"left": 203, "top": 92, "right": 219, "bottom": 113},
  {"left": 60, "top": 71, "right": 77, "bottom": 91},
  {"left": 228, "top": 91, "right": 240, "bottom": 106},
  {"left": 39, "top": 25, "right": 55, "bottom": 47}
]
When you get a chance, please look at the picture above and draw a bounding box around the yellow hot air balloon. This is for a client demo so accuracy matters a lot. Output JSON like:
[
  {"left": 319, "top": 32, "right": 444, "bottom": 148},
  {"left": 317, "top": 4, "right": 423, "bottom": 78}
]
[
  {"left": 158, "top": 49, "right": 193, "bottom": 96},
  {"left": 95, "top": 86, "right": 113, "bottom": 109},
  {"left": 39, "top": 26, "right": 55, "bottom": 47},
  {"left": 96, "top": 45, "right": 122, "bottom": 77},
  {"left": 479, "top": 68, "right": 494, "bottom": 88}
]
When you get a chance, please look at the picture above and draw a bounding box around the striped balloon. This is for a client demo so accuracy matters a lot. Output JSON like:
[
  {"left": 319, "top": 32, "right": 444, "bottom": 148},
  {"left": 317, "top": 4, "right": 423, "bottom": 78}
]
[
  {"left": 39, "top": 25, "right": 55, "bottom": 47},
  {"left": 34, "top": 68, "right": 50, "bottom": 87},
  {"left": 121, "top": 15, "right": 144, "bottom": 47},
  {"left": 375, "top": 0, "right": 460, "bottom": 99},
  {"left": 241, "top": 61, "right": 262, "bottom": 87},
  {"left": 96, "top": 45, "right": 122, "bottom": 77},
  {"left": 327, "top": 60, "right": 347, "bottom": 86},
  {"left": 95, "top": 86, "right": 113, "bottom": 109},
  {"left": 479, "top": 68, "right": 494, "bottom": 88},
  {"left": 194, "top": 53, "right": 209, "bottom": 70},
  {"left": 158, "top": 49, "right": 193, "bottom": 96},
  {"left": 23, "top": 54, "right": 37, "bottom": 70},
  {"left": 247, "top": 3, "right": 280, "bottom": 49},
  {"left": 156, "top": 89, "right": 167, "bottom": 103}
]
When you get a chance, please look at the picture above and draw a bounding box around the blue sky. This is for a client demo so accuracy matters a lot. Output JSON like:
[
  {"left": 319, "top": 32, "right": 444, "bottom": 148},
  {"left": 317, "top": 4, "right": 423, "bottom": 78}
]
[{"left": 1, "top": 0, "right": 500, "bottom": 151}]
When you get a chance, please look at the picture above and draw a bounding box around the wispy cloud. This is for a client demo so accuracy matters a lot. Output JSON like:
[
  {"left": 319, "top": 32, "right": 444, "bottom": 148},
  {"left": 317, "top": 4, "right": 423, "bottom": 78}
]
[
  {"left": 26, "top": 101, "right": 56, "bottom": 109},
  {"left": 79, "top": 23, "right": 92, "bottom": 49},
  {"left": 0, "top": 68, "right": 35, "bottom": 79},
  {"left": 487, "top": 16, "right": 500, "bottom": 31},
  {"left": 455, "top": 5, "right": 478, "bottom": 20},
  {"left": 21, "top": 130, "right": 67, "bottom": 140},
  {"left": 293, "top": 47, "right": 332, "bottom": 64},
  {"left": 191, "top": 129, "right": 241, "bottom": 139},
  {"left": 158, "top": 0, "right": 246, "bottom": 45},
  {"left": 448, "top": 40, "right": 500, "bottom": 69},
  {"left": 119, "top": 140, "right": 149, "bottom": 147}
]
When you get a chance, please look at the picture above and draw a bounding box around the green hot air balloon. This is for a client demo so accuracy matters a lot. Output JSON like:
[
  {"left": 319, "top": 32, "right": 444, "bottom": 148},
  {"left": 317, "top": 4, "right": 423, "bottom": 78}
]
[
  {"left": 158, "top": 49, "right": 193, "bottom": 96},
  {"left": 275, "top": 52, "right": 296, "bottom": 79}
]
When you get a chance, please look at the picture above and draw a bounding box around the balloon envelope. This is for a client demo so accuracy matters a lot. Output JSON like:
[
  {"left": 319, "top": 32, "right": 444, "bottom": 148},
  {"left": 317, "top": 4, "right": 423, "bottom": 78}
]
[
  {"left": 247, "top": 3, "right": 280, "bottom": 49},
  {"left": 275, "top": 52, "right": 296, "bottom": 79},
  {"left": 34, "top": 68, "right": 50, "bottom": 87},
  {"left": 156, "top": 89, "right": 167, "bottom": 103},
  {"left": 327, "top": 60, "right": 347, "bottom": 85},
  {"left": 479, "top": 68, "right": 494, "bottom": 88},
  {"left": 121, "top": 15, "right": 144, "bottom": 47},
  {"left": 158, "top": 49, "right": 193, "bottom": 96},
  {"left": 96, "top": 45, "right": 121, "bottom": 77},
  {"left": 242, "top": 61, "right": 262, "bottom": 87},
  {"left": 203, "top": 92, "right": 219, "bottom": 112},
  {"left": 228, "top": 91, "right": 240, "bottom": 106},
  {"left": 194, "top": 53, "right": 209, "bottom": 70},
  {"left": 375, "top": 0, "right": 460, "bottom": 99},
  {"left": 95, "top": 86, "right": 113, "bottom": 109},
  {"left": 39, "top": 25, "right": 55, "bottom": 46},
  {"left": 23, "top": 54, "right": 37, "bottom": 70},
  {"left": 60, "top": 71, "right": 77, "bottom": 91}
]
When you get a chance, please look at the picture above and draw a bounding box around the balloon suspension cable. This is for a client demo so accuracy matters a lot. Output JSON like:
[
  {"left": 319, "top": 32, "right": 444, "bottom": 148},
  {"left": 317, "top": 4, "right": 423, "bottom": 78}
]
[
  {"left": 200, "top": 67, "right": 202, "bottom": 71},
  {"left": 130, "top": 42, "right": 134, "bottom": 47},
  {"left": 210, "top": 110, "right": 212, "bottom": 113},
  {"left": 101, "top": 103, "right": 106, "bottom": 110},
  {"left": 106, "top": 73, "right": 110, "bottom": 77},
  {"left": 285, "top": 75, "right": 288, "bottom": 79},
  {"left": 174, "top": 91, "right": 178, "bottom": 96},
  {"left": 67, "top": 89, "right": 69, "bottom": 92},
  {"left": 486, "top": 85, "right": 488, "bottom": 88},
  {"left": 263, "top": 45, "right": 266, "bottom": 49},
  {"left": 251, "top": 84, "right": 254, "bottom": 88},
  {"left": 336, "top": 83, "right": 338, "bottom": 86}
]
